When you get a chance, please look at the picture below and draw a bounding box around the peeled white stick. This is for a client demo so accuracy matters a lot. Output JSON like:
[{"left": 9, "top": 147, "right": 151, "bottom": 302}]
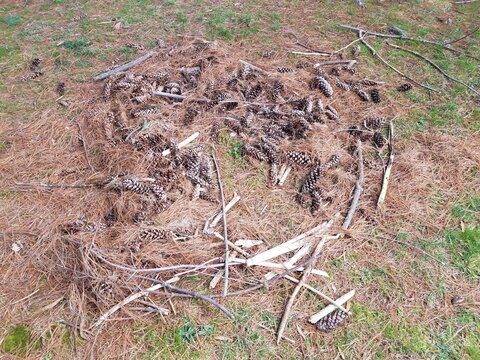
[
  {"left": 209, "top": 193, "right": 241, "bottom": 228},
  {"left": 246, "top": 214, "right": 339, "bottom": 266},
  {"left": 276, "top": 164, "right": 287, "bottom": 184},
  {"left": 264, "top": 243, "right": 312, "bottom": 280},
  {"left": 278, "top": 166, "right": 292, "bottom": 186},
  {"left": 308, "top": 289, "right": 355, "bottom": 324},
  {"left": 161, "top": 132, "right": 199, "bottom": 156},
  {"left": 284, "top": 275, "right": 351, "bottom": 314},
  {"left": 232, "top": 258, "right": 329, "bottom": 277}
]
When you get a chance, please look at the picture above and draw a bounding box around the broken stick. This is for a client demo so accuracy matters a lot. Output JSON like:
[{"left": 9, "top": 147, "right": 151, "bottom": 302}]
[
  {"left": 93, "top": 51, "right": 155, "bottom": 80},
  {"left": 309, "top": 290, "right": 356, "bottom": 324},
  {"left": 377, "top": 122, "right": 394, "bottom": 211},
  {"left": 342, "top": 139, "right": 364, "bottom": 229},
  {"left": 161, "top": 132, "right": 199, "bottom": 156}
]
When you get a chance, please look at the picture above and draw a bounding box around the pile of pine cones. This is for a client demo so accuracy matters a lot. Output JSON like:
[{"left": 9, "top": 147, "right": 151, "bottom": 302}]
[{"left": 76, "top": 41, "right": 390, "bottom": 239}]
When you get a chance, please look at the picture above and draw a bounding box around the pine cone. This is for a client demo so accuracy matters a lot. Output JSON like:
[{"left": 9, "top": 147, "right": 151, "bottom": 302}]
[
  {"left": 139, "top": 228, "right": 173, "bottom": 242},
  {"left": 356, "top": 89, "right": 370, "bottom": 102},
  {"left": 364, "top": 116, "right": 386, "bottom": 129},
  {"left": 56, "top": 81, "right": 65, "bottom": 96},
  {"left": 342, "top": 65, "right": 357, "bottom": 74},
  {"left": 125, "top": 42, "right": 145, "bottom": 50},
  {"left": 311, "top": 76, "right": 333, "bottom": 97},
  {"left": 334, "top": 78, "right": 350, "bottom": 91},
  {"left": 315, "top": 310, "right": 349, "bottom": 331},
  {"left": 210, "top": 122, "right": 221, "bottom": 142},
  {"left": 224, "top": 117, "right": 243, "bottom": 134},
  {"left": 30, "top": 58, "right": 41, "bottom": 70},
  {"left": 104, "top": 112, "right": 115, "bottom": 142},
  {"left": 132, "top": 106, "right": 161, "bottom": 117},
  {"left": 244, "top": 84, "right": 262, "bottom": 100},
  {"left": 199, "top": 191, "right": 218, "bottom": 203},
  {"left": 261, "top": 139, "right": 281, "bottom": 165},
  {"left": 330, "top": 67, "right": 341, "bottom": 76},
  {"left": 296, "top": 62, "right": 313, "bottom": 69},
  {"left": 325, "top": 110, "right": 339, "bottom": 121},
  {"left": 241, "top": 144, "right": 269, "bottom": 163},
  {"left": 237, "top": 64, "right": 254, "bottom": 79},
  {"left": 358, "top": 79, "right": 380, "bottom": 86},
  {"left": 145, "top": 71, "right": 169, "bottom": 80},
  {"left": 122, "top": 178, "right": 151, "bottom": 195},
  {"left": 372, "top": 132, "right": 385, "bottom": 148},
  {"left": 316, "top": 99, "right": 324, "bottom": 111},
  {"left": 272, "top": 80, "right": 284, "bottom": 102},
  {"left": 103, "top": 80, "right": 113, "bottom": 99},
  {"left": 397, "top": 83, "right": 412, "bottom": 92},
  {"left": 277, "top": 67, "right": 294, "bottom": 73},
  {"left": 295, "top": 193, "right": 309, "bottom": 208},
  {"left": 287, "top": 151, "right": 313, "bottom": 166},
  {"left": 310, "top": 189, "right": 323, "bottom": 215},
  {"left": 301, "top": 164, "right": 325, "bottom": 193},
  {"left": 370, "top": 89, "right": 381, "bottom": 103},
  {"left": 268, "top": 163, "right": 279, "bottom": 186},
  {"left": 325, "top": 154, "right": 340, "bottom": 169},
  {"left": 347, "top": 125, "right": 361, "bottom": 137}
]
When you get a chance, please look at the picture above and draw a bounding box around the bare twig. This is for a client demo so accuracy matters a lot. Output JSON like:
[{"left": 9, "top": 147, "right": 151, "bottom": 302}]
[
  {"left": 333, "top": 35, "right": 365, "bottom": 54},
  {"left": 93, "top": 52, "right": 155, "bottom": 80},
  {"left": 453, "top": 0, "right": 477, "bottom": 4},
  {"left": 445, "top": 27, "right": 479, "bottom": 44},
  {"left": 292, "top": 40, "right": 332, "bottom": 55},
  {"left": 342, "top": 139, "right": 364, "bottom": 229},
  {"left": 74, "top": 119, "right": 96, "bottom": 173},
  {"left": 277, "top": 236, "right": 327, "bottom": 343},
  {"left": 13, "top": 181, "right": 100, "bottom": 189},
  {"left": 377, "top": 123, "right": 394, "bottom": 211},
  {"left": 211, "top": 153, "right": 230, "bottom": 297},
  {"left": 387, "top": 42, "right": 480, "bottom": 96},
  {"left": 12, "top": 289, "right": 40, "bottom": 305},
  {"left": 314, "top": 60, "right": 357, "bottom": 67},
  {"left": 152, "top": 91, "right": 187, "bottom": 100},
  {"left": 290, "top": 51, "right": 331, "bottom": 56},
  {"left": 208, "top": 193, "right": 241, "bottom": 229},
  {"left": 358, "top": 33, "right": 441, "bottom": 93},
  {"left": 161, "top": 132, "right": 199, "bottom": 156}
]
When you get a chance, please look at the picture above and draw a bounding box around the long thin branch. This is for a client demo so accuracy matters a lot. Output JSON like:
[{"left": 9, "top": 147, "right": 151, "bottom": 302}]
[
  {"left": 359, "top": 33, "right": 441, "bottom": 93},
  {"left": 445, "top": 27, "right": 479, "bottom": 45},
  {"left": 93, "top": 51, "right": 155, "bottom": 80},
  {"left": 377, "top": 122, "right": 395, "bottom": 211},
  {"left": 211, "top": 153, "right": 230, "bottom": 297},
  {"left": 387, "top": 42, "right": 480, "bottom": 96},
  {"left": 340, "top": 24, "right": 463, "bottom": 53},
  {"left": 314, "top": 60, "right": 357, "bottom": 67},
  {"left": 342, "top": 139, "right": 364, "bottom": 229},
  {"left": 277, "top": 236, "right": 326, "bottom": 343},
  {"left": 13, "top": 181, "right": 100, "bottom": 189},
  {"left": 74, "top": 119, "right": 95, "bottom": 173}
]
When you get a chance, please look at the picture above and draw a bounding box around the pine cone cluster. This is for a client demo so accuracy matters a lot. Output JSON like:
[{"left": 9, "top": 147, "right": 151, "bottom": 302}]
[{"left": 314, "top": 310, "right": 349, "bottom": 331}]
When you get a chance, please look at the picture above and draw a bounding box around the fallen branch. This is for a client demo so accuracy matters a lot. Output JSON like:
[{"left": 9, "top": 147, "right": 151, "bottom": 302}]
[
  {"left": 211, "top": 153, "right": 230, "bottom": 297},
  {"left": 92, "top": 276, "right": 233, "bottom": 328},
  {"left": 342, "top": 139, "right": 364, "bottom": 229},
  {"left": 314, "top": 60, "right": 357, "bottom": 67},
  {"left": 161, "top": 132, "right": 199, "bottom": 156},
  {"left": 153, "top": 91, "right": 187, "bottom": 100},
  {"left": 309, "top": 289, "right": 356, "bottom": 324},
  {"left": 277, "top": 236, "right": 327, "bottom": 343},
  {"left": 93, "top": 51, "right": 155, "bottom": 81},
  {"left": 377, "top": 122, "right": 394, "bottom": 211},
  {"left": 13, "top": 181, "right": 100, "bottom": 189},
  {"left": 387, "top": 42, "right": 480, "bottom": 96},
  {"left": 340, "top": 24, "right": 467, "bottom": 55},
  {"left": 359, "top": 33, "right": 441, "bottom": 93},
  {"left": 74, "top": 119, "right": 95, "bottom": 173}
]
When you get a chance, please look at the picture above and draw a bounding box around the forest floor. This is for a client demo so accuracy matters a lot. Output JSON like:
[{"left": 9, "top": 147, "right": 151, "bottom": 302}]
[{"left": 0, "top": 1, "right": 479, "bottom": 359}]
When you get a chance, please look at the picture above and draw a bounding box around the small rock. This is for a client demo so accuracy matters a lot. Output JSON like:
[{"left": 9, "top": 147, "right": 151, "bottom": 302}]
[{"left": 12, "top": 241, "right": 24, "bottom": 253}]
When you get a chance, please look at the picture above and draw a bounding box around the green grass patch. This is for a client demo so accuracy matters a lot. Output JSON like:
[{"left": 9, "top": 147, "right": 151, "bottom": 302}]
[
  {"left": 1, "top": 325, "right": 37, "bottom": 356},
  {"left": 452, "top": 197, "right": 480, "bottom": 221},
  {"left": 0, "top": 15, "right": 22, "bottom": 26},
  {"left": 445, "top": 227, "right": 480, "bottom": 277},
  {"left": 203, "top": 8, "right": 260, "bottom": 41},
  {"left": 59, "top": 37, "right": 94, "bottom": 56}
]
